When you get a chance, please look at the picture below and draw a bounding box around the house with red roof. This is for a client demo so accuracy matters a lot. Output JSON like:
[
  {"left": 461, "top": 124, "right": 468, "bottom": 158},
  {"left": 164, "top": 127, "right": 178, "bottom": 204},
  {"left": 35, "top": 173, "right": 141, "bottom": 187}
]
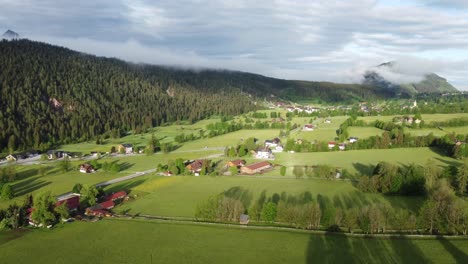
[
  {"left": 55, "top": 193, "right": 81, "bottom": 211},
  {"left": 104, "top": 191, "right": 127, "bottom": 202},
  {"left": 240, "top": 161, "right": 272, "bottom": 175},
  {"left": 228, "top": 159, "right": 246, "bottom": 168}
]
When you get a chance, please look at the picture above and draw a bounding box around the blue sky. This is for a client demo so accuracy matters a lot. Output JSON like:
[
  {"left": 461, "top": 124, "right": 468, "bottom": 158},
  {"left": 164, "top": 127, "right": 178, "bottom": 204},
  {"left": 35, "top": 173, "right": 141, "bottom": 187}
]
[{"left": 1, "top": 0, "right": 467, "bottom": 90}]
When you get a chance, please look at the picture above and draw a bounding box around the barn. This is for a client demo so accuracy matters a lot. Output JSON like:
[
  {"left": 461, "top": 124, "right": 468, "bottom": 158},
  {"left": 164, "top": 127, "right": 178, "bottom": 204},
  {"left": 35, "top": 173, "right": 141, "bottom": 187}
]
[{"left": 240, "top": 161, "right": 272, "bottom": 175}]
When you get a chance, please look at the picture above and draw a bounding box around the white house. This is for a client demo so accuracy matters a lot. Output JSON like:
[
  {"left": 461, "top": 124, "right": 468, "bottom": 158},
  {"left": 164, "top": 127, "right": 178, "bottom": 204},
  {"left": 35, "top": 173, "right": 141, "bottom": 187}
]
[
  {"left": 339, "top": 144, "right": 346, "bottom": 151},
  {"left": 349, "top": 137, "right": 358, "bottom": 143},
  {"left": 118, "top": 144, "right": 133, "bottom": 154},
  {"left": 255, "top": 147, "right": 275, "bottom": 159},
  {"left": 265, "top": 140, "right": 278, "bottom": 148},
  {"left": 272, "top": 145, "right": 284, "bottom": 153},
  {"left": 328, "top": 142, "right": 336, "bottom": 149}
]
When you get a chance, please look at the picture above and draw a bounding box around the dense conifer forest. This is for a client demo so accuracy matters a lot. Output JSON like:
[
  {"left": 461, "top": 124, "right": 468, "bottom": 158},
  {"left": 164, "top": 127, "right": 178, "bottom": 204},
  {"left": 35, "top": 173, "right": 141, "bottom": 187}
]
[{"left": 0, "top": 39, "right": 422, "bottom": 151}]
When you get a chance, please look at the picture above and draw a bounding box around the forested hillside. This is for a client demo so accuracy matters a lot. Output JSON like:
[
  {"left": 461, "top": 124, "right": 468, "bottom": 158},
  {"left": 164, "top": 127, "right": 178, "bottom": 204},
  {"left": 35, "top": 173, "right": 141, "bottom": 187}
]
[
  {"left": 0, "top": 39, "right": 407, "bottom": 151},
  {"left": 0, "top": 40, "right": 259, "bottom": 151}
]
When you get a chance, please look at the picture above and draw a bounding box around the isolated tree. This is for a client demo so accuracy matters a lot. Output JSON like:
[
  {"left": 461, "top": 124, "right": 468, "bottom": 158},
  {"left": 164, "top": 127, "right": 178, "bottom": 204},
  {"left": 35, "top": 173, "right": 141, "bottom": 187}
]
[
  {"left": 261, "top": 202, "right": 277, "bottom": 223},
  {"left": 280, "top": 166, "right": 286, "bottom": 176},
  {"left": 31, "top": 191, "right": 56, "bottom": 227},
  {"left": 293, "top": 166, "right": 304, "bottom": 179}
]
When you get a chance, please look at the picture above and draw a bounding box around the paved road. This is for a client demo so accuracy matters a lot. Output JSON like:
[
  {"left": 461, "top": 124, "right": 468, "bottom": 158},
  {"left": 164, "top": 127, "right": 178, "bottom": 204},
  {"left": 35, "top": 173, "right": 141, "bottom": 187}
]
[{"left": 95, "top": 168, "right": 157, "bottom": 187}]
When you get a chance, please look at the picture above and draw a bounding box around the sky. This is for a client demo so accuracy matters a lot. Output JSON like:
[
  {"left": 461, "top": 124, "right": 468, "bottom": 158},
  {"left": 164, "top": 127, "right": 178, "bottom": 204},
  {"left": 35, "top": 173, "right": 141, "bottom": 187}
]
[{"left": 1, "top": 0, "right": 468, "bottom": 90}]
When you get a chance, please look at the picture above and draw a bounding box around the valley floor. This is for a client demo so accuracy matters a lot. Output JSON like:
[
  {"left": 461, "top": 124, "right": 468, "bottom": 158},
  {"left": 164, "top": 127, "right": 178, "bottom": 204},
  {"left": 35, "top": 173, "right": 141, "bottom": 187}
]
[{"left": 0, "top": 219, "right": 466, "bottom": 264}]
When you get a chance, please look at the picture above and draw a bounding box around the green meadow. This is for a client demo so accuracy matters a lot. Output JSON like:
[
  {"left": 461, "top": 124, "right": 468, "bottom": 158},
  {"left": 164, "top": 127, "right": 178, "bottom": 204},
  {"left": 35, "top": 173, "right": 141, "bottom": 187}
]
[
  {"left": 109, "top": 175, "right": 422, "bottom": 217},
  {"left": 0, "top": 220, "right": 466, "bottom": 264},
  {"left": 275, "top": 147, "right": 461, "bottom": 175}
]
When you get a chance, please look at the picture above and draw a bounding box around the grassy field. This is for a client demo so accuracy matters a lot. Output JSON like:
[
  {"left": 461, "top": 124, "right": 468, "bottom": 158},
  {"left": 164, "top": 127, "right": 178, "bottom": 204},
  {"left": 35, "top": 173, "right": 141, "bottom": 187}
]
[
  {"left": 0, "top": 220, "right": 466, "bottom": 264},
  {"left": 347, "top": 127, "right": 384, "bottom": 138},
  {"left": 109, "top": 175, "right": 422, "bottom": 217},
  {"left": 358, "top": 113, "right": 468, "bottom": 123},
  {"left": 174, "top": 129, "right": 280, "bottom": 152},
  {"left": 275, "top": 147, "right": 461, "bottom": 176},
  {"left": 0, "top": 150, "right": 221, "bottom": 209},
  {"left": 58, "top": 118, "right": 222, "bottom": 153}
]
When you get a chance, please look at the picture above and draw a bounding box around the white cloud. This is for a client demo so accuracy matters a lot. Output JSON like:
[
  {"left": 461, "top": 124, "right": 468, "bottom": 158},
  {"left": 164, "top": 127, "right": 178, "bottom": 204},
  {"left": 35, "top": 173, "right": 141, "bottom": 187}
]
[{"left": 1, "top": 0, "right": 468, "bottom": 90}]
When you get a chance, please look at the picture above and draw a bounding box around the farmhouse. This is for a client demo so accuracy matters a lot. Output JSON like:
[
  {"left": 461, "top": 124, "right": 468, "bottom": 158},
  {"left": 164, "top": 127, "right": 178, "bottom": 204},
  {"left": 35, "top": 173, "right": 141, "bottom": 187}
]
[
  {"left": 228, "top": 159, "right": 246, "bottom": 168},
  {"left": 339, "top": 143, "right": 346, "bottom": 151},
  {"left": 328, "top": 142, "right": 336, "bottom": 149},
  {"left": 5, "top": 154, "right": 17, "bottom": 162},
  {"left": 186, "top": 159, "right": 210, "bottom": 174},
  {"left": 79, "top": 163, "right": 95, "bottom": 173},
  {"left": 303, "top": 124, "right": 317, "bottom": 131},
  {"left": 272, "top": 145, "right": 284, "bottom": 153},
  {"left": 254, "top": 147, "right": 274, "bottom": 159},
  {"left": 104, "top": 191, "right": 127, "bottom": 202},
  {"left": 271, "top": 117, "right": 285, "bottom": 123},
  {"left": 55, "top": 193, "right": 81, "bottom": 212},
  {"left": 349, "top": 137, "right": 358, "bottom": 143},
  {"left": 47, "top": 150, "right": 68, "bottom": 159},
  {"left": 240, "top": 161, "right": 272, "bottom": 175},
  {"left": 265, "top": 138, "right": 281, "bottom": 147},
  {"left": 118, "top": 144, "right": 133, "bottom": 154}
]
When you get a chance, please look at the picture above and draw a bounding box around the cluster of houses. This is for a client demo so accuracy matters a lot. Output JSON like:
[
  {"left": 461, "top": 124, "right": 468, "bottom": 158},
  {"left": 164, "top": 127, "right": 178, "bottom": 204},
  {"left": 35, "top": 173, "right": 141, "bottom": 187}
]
[
  {"left": 273, "top": 102, "right": 321, "bottom": 114},
  {"left": 4, "top": 151, "right": 39, "bottom": 162},
  {"left": 328, "top": 137, "right": 359, "bottom": 151},
  {"left": 394, "top": 116, "right": 422, "bottom": 124},
  {"left": 227, "top": 159, "right": 273, "bottom": 175},
  {"left": 27, "top": 190, "right": 128, "bottom": 226},
  {"left": 250, "top": 137, "right": 283, "bottom": 159},
  {"left": 79, "top": 163, "right": 95, "bottom": 173},
  {"left": 85, "top": 191, "right": 127, "bottom": 217}
]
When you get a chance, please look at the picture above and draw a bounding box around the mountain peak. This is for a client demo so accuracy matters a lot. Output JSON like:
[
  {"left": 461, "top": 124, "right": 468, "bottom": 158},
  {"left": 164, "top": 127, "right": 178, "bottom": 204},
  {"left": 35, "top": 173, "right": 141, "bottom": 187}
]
[
  {"left": 377, "top": 61, "right": 397, "bottom": 68},
  {"left": 363, "top": 61, "right": 458, "bottom": 94},
  {"left": 2, "top": 30, "right": 19, "bottom": 39}
]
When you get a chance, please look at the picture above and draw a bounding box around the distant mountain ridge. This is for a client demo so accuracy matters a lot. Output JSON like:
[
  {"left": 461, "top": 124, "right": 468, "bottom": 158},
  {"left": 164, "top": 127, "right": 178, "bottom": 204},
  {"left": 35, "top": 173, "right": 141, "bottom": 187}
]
[
  {"left": 0, "top": 39, "right": 460, "bottom": 150},
  {"left": 2, "top": 30, "right": 19, "bottom": 39},
  {"left": 363, "top": 61, "right": 458, "bottom": 95}
]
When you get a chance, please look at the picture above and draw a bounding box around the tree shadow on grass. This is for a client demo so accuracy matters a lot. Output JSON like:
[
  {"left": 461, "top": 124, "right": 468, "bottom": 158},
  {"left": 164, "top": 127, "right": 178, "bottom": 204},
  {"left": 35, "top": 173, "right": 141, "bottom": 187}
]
[
  {"left": 15, "top": 168, "right": 38, "bottom": 181},
  {"left": 306, "top": 233, "right": 430, "bottom": 263},
  {"left": 103, "top": 179, "right": 146, "bottom": 194},
  {"left": 223, "top": 186, "right": 253, "bottom": 209},
  {"left": 436, "top": 236, "right": 468, "bottom": 263},
  {"left": 429, "top": 146, "right": 451, "bottom": 157},
  {"left": 119, "top": 162, "right": 134, "bottom": 172},
  {"left": 12, "top": 176, "right": 51, "bottom": 196},
  {"left": 352, "top": 162, "right": 375, "bottom": 177},
  {"left": 433, "top": 157, "right": 462, "bottom": 168}
]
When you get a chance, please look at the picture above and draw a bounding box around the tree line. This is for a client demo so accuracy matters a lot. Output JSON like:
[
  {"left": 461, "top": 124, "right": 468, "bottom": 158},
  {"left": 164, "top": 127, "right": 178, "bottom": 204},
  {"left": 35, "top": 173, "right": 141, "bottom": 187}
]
[{"left": 195, "top": 183, "right": 467, "bottom": 235}]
